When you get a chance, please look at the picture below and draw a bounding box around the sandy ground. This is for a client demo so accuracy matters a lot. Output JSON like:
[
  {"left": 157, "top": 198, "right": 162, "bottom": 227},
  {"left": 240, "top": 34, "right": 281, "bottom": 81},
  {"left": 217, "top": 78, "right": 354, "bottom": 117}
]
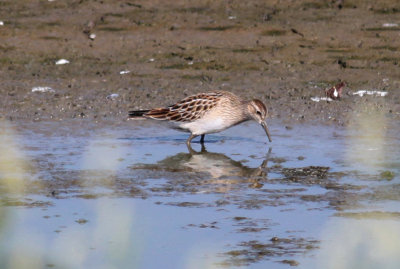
[{"left": 0, "top": 0, "right": 399, "bottom": 125}]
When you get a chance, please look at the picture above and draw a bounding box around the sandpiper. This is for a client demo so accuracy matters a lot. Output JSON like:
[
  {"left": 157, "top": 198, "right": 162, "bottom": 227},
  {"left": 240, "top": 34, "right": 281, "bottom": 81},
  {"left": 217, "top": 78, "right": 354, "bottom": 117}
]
[{"left": 129, "top": 91, "right": 272, "bottom": 145}]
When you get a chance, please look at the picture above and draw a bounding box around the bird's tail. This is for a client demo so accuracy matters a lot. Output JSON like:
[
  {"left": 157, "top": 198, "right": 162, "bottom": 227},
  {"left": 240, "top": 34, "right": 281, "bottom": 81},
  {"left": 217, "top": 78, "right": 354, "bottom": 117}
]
[{"left": 128, "top": 110, "right": 150, "bottom": 118}]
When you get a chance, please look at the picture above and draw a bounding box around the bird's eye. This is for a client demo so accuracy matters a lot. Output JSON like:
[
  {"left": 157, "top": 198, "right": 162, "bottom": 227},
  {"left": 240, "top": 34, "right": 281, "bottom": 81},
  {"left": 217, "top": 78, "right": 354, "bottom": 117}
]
[{"left": 256, "top": 111, "right": 262, "bottom": 116}]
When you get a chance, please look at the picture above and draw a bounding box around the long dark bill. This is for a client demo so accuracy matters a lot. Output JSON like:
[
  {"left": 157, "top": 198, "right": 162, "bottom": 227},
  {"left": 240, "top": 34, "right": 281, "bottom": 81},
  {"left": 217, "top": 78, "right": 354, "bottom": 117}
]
[{"left": 261, "top": 121, "right": 272, "bottom": 142}]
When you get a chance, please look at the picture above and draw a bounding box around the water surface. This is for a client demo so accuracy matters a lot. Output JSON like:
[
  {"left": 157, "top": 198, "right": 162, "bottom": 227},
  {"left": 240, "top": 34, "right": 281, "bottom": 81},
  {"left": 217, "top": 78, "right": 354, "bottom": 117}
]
[{"left": 0, "top": 118, "right": 399, "bottom": 268}]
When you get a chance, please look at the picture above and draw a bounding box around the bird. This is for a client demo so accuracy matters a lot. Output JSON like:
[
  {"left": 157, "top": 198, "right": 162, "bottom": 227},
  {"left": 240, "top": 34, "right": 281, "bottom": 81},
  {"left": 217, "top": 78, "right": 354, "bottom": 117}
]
[
  {"left": 128, "top": 91, "right": 272, "bottom": 146},
  {"left": 325, "top": 81, "right": 345, "bottom": 100}
]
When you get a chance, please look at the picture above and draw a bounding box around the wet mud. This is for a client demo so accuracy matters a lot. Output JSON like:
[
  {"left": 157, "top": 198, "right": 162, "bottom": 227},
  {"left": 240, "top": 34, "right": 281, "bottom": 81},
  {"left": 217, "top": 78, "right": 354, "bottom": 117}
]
[{"left": 0, "top": 0, "right": 399, "bottom": 124}]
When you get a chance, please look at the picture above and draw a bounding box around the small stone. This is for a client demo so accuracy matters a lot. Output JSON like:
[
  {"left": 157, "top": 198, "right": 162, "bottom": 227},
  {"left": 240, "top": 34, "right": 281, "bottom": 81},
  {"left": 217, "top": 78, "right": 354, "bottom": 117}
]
[
  {"left": 107, "top": 93, "right": 119, "bottom": 99},
  {"left": 280, "top": 259, "right": 300, "bottom": 266},
  {"left": 75, "top": 218, "right": 88, "bottom": 224},
  {"left": 32, "top": 86, "right": 55, "bottom": 93},
  {"left": 55, "top": 59, "right": 70, "bottom": 65}
]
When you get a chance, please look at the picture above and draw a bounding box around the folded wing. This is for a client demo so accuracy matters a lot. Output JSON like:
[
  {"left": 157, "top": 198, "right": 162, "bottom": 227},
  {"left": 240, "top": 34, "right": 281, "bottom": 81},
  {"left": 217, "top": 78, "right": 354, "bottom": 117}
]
[{"left": 143, "top": 92, "right": 223, "bottom": 122}]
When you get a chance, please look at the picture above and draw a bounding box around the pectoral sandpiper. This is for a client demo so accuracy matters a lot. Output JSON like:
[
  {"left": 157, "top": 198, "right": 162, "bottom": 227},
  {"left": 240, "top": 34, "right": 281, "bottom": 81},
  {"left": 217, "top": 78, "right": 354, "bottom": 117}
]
[{"left": 129, "top": 91, "right": 272, "bottom": 146}]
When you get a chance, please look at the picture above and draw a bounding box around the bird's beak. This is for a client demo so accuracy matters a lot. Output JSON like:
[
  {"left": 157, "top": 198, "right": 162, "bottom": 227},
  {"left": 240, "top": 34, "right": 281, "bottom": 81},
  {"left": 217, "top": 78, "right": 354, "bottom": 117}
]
[{"left": 261, "top": 121, "right": 272, "bottom": 142}]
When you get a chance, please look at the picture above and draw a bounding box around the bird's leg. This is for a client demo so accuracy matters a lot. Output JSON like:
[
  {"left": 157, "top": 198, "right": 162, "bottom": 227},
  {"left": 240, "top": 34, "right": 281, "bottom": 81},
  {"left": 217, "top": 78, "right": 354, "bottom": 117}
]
[
  {"left": 200, "top": 143, "right": 206, "bottom": 153},
  {"left": 186, "top": 141, "right": 207, "bottom": 154},
  {"left": 200, "top": 134, "right": 205, "bottom": 144},
  {"left": 186, "top": 134, "right": 198, "bottom": 146},
  {"left": 186, "top": 143, "right": 197, "bottom": 155}
]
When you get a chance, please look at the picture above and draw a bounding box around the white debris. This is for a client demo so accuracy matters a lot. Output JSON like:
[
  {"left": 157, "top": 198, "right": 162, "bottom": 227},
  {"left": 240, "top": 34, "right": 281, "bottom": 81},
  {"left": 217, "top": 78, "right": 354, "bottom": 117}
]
[
  {"left": 48, "top": 0, "right": 56, "bottom": 2},
  {"left": 352, "top": 90, "right": 388, "bottom": 97},
  {"left": 107, "top": 93, "right": 119, "bottom": 99},
  {"left": 119, "top": 70, "right": 130, "bottom": 75},
  {"left": 89, "top": 33, "right": 96, "bottom": 40},
  {"left": 333, "top": 88, "right": 338, "bottom": 97},
  {"left": 0, "top": 21, "right": 4, "bottom": 26},
  {"left": 382, "top": 23, "right": 398, "bottom": 27},
  {"left": 55, "top": 59, "right": 70, "bottom": 65},
  {"left": 311, "top": 97, "right": 333, "bottom": 102},
  {"left": 32, "top": 86, "right": 55, "bottom": 93},
  {"left": 228, "top": 16, "right": 237, "bottom": 20},
  {"left": 188, "top": 61, "right": 194, "bottom": 65},
  {"left": 149, "top": 58, "right": 155, "bottom": 62}
]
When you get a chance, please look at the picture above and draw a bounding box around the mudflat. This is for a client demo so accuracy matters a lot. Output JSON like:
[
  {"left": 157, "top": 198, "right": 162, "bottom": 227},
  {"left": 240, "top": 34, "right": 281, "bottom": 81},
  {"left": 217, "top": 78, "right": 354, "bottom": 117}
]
[{"left": 0, "top": 0, "right": 399, "bottom": 124}]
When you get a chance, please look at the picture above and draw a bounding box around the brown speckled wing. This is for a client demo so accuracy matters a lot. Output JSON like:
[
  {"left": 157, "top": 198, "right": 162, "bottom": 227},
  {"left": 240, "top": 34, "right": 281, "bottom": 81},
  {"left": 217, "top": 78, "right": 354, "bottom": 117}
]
[{"left": 145, "top": 92, "right": 223, "bottom": 122}]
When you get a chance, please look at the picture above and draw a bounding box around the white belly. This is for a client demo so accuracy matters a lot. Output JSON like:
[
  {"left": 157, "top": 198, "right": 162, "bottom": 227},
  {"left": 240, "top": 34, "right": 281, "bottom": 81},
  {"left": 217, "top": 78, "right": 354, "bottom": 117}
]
[{"left": 179, "top": 117, "right": 236, "bottom": 135}]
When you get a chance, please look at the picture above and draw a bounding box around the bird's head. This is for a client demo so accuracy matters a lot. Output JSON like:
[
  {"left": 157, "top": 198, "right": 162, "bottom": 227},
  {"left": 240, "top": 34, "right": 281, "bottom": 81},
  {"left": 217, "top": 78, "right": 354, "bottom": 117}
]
[{"left": 247, "top": 99, "right": 272, "bottom": 142}]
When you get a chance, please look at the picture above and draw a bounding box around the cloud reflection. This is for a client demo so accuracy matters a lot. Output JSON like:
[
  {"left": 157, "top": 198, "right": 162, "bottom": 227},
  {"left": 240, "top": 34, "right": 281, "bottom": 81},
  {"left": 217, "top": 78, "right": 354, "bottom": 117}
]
[
  {"left": 0, "top": 120, "right": 30, "bottom": 193},
  {"left": 315, "top": 218, "right": 400, "bottom": 269},
  {"left": 0, "top": 124, "right": 138, "bottom": 269},
  {"left": 345, "top": 103, "right": 387, "bottom": 173}
]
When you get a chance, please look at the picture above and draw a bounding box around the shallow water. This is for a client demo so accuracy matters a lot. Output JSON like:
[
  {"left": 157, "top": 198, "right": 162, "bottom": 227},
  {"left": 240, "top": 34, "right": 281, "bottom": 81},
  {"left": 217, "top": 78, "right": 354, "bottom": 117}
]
[{"left": 0, "top": 118, "right": 399, "bottom": 268}]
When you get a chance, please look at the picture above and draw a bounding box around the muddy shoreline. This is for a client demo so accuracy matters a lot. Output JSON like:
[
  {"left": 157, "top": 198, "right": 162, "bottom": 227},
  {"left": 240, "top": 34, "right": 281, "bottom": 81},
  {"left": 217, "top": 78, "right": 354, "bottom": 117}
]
[{"left": 0, "top": 0, "right": 399, "bottom": 126}]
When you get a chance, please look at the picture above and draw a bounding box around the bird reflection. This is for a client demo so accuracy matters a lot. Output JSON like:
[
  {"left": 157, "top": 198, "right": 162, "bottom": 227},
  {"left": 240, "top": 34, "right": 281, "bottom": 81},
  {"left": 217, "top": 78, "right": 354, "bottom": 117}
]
[
  {"left": 186, "top": 144, "right": 271, "bottom": 185},
  {"left": 135, "top": 144, "right": 272, "bottom": 192}
]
